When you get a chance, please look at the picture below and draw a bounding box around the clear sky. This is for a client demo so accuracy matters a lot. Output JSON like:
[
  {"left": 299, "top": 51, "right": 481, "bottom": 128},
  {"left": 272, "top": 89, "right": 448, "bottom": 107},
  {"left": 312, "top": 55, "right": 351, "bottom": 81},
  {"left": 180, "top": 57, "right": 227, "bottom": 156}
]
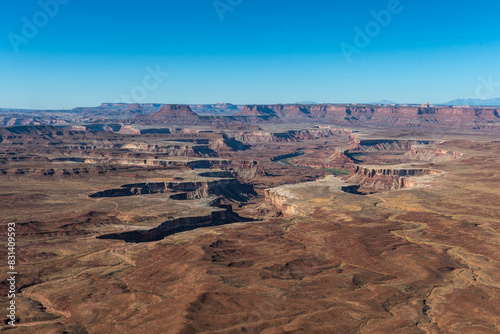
[{"left": 1, "top": 0, "right": 500, "bottom": 109}]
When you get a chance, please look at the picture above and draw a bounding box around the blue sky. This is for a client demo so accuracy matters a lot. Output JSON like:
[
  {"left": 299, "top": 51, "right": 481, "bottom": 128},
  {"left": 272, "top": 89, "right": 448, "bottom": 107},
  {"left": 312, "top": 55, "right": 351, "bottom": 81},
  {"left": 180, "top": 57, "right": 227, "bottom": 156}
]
[{"left": 1, "top": 0, "right": 500, "bottom": 109}]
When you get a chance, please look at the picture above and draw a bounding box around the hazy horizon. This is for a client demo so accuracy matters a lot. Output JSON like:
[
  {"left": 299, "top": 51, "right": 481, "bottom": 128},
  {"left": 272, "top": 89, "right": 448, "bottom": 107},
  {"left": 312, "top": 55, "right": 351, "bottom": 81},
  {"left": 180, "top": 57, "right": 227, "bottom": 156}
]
[{"left": 4, "top": 98, "right": 500, "bottom": 111}]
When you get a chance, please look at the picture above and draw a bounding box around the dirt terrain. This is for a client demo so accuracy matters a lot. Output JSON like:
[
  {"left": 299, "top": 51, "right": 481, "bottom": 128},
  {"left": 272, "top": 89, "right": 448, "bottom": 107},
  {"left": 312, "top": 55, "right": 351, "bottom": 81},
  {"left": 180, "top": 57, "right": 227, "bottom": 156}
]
[{"left": 0, "top": 107, "right": 499, "bottom": 333}]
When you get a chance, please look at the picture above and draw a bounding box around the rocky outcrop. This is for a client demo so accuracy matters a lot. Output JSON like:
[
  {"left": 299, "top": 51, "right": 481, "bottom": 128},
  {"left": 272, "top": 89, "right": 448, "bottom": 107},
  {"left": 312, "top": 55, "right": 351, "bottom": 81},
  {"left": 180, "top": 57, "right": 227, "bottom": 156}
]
[
  {"left": 126, "top": 103, "right": 500, "bottom": 128},
  {"left": 233, "top": 104, "right": 500, "bottom": 129},
  {"left": 72, "top": 103, "right": 161, "bottom": 116},
  {"left": 405, "top": 147, "right": 464, "bottom": 162},
  {"left": 352, "top": 139, "right": 433, "bottom": 152},
  {"left": 89, "top": 178, "right": 255, "bottom": 202},
  {"left": 0, "top": 125, "right": 109, "bottom": 147},
  {"left": 119, "top": 143, "right": 218, "bottom": 157},
  {"left": 97, "top": 194, "right": 256, "bottom": 243},
  {"left": 0, "top": 159, "right": 231, "bottom": 176},
  {"left": 0, "top": 126, "right": 251, "bottom": 164},
  {"left": 0, "top": 117, "right": 65, "bottom": 127},
  {"left": 234, "top": 128, "right": 353, "bottom": 143},
  {"left": 155, "top": 105, "right": 199, "bottom": 117},
  {"left": 289, "top": 148, "right": 353, "bottom": 170},
  {"left": 264, "top": 189, "right": 298, "bottom": 216},
  {"left": 265, "top": 176, "right": 360, "bottom": 216},
  {"left": 236, "top": 104, "right": 331, "bottom": 119},
  {"left": 98, "top": 206, "right": 242, "bottom": 243},
  {"left": 208, "top": 136, "right": 249, "bottom": 152},
  {"left": 72, "top": 123, "right": 142, "bottom": 135},
  {"left": 0, "top": 165, "right": 140, "bottom": 177},
  {"left": 3, "top": 103, "right": 500, "bottom": 128},
  {"left": 79, "top": 157, "right": 205, "bottom": 167},
  {"left": 351, "top": 166, "right": 439, "bottom": 177},
  {"left": 234, "top": 161, "right": 268, "bottom": 179},
  {"left": 347, "top": 165, "right": 442, "bottom": 191},
  {"left": 133, "top": 105, "right": 201, "bottom": 124},
  {"left": 235, "top": 131, "right": 296, "bottom": 143},
  {"left": 236, "top": 105, "right": 280, "bottom": 117},
  {"left": 122, "top": 103, "right": 146, "bottom": 115},
  {"left": 186, "top": 160, "right": 231, "bottom": 169}
]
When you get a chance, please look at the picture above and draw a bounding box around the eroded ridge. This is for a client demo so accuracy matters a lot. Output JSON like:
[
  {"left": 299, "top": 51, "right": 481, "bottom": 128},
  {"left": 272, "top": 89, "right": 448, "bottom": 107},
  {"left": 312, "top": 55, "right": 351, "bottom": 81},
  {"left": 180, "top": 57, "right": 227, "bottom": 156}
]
[
  {"left": 347, "top": 164, "right": 445, "bottom": 192},
  {"left": 1, "top": 121, "right": 498, "bottom": 333}
]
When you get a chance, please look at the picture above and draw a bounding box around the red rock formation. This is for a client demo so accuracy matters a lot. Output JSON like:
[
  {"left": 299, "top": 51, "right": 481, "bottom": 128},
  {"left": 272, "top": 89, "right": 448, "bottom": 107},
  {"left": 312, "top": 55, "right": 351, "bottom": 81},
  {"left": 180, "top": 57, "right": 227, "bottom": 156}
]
[
  {"left": 234, "top": 128, "right": 353, "bottom": 143},
  {"left": 233, "top": 104, "right": 500, "bottom": 129},
  {"left": 121, "top": 103, "right": 146, "bottom": 115},
  {"left": 236, "top": 105, "right": 278, "bottom": 117},
  {"left": 155, "top": 105, "right": 198, "bottom": 117},
  {"left": 234, "top": 161, "right": 268, "bottom": 179},
  {"left": 289, "top": 148, "right": 353, "bottom": 170},
  {"left": 353, "top": 139, "right": 431, "bottom": 151},
  {"left": 347, "top": 165, "right": 442, "bottom": 191},
  {"left": 133, "top": 105, "right": 201, "bottom": 124},
  {"left": 405, "top": 147, "right": 464, "bottom": 162}
]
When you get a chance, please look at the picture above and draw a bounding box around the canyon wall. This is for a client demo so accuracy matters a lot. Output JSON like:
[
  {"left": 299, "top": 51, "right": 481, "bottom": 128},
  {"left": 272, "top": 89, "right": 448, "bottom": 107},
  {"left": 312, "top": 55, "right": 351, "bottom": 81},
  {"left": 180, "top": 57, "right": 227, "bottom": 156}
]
[
  {"left": 347, "top": 166, "right": 442, "bottom": 191},
  {"left": 98, "top": 209, "right": 235, "bottom": 243},
  {"left": 404, "top": 147, "right": 464, "bottom": 162},
  {"left": 233, "top": 104, "right": 500, "bottom": 129}
]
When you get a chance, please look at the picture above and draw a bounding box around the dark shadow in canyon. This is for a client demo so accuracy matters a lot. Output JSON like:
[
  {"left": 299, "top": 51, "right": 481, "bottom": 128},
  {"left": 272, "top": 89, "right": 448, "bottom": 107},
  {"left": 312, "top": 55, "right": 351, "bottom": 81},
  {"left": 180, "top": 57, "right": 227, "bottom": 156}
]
[{"left": 97, "top": 201, "right": 256, "bottom": 243}]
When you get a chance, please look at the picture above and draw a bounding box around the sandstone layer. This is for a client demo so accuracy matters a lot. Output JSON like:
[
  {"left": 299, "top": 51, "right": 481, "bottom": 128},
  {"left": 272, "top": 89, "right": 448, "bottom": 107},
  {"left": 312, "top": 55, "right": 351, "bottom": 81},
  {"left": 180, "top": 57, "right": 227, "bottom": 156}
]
[{"left": 0, "top": 123, "right": 498, "bottom": 333}]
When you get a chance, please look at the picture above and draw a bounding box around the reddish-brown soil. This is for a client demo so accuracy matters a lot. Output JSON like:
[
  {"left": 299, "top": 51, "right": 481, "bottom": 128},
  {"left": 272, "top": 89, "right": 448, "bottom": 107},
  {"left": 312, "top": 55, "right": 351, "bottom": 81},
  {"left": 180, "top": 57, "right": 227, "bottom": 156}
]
[{"left": 0, "top": 122, "right": 498, "bottom": 333}]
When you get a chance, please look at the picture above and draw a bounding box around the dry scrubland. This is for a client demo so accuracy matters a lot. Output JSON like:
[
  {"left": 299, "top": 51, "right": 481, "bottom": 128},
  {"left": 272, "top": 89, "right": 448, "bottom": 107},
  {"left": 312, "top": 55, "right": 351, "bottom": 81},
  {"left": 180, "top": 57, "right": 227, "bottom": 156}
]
[{"left": 0, "top": 120, "right": 499, "bottom": 333}]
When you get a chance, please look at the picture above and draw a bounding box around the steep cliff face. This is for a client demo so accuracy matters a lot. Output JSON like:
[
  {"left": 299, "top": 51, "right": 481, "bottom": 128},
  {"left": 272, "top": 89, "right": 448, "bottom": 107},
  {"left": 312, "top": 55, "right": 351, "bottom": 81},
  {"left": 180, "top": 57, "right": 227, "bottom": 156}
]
[
  {"left": 404, "top": 147, "right": 464, "bottom": 162},
  {"left": 0, "top": 125, "right": 111, "bottom": 146},
  {"left": 126, "top": 103, "right": 500, "bottom": 128},
  {"left": 291, "top": 148, "right": 353, "bottom": 168},
  {"left": 236, "top": 105, "right": 283, "bottom": 117},
  {"left": 208, "top": 136, "right": 249, "bottom": 152},
  {"left": 264, "top": 176, "right": 360, "bottom": 216},
  {"left": 234, "top": 128, "right": 352, "bottom": 143},
  {"left": 153, "top": 104, "right": 199, "bottom": 117},
  {"left": 48, "top": 157, "right": 223, "bottom": 168},
  {"left": 0, "top": 125, "right": 248, "bottom": 161},
  {"left": 70, "top": 123, "right": 144, "bottom": 135},
  {"left": 133, "top": 105, "right": 201, "bottom": 124},
  {"left": 122, "top": 103, "right": 146, "bottom": 115},
  {"left": 352, "top": 139, "right": 433, "bottom": 152},
  {"left": 237, "top": 104, "right": 331, "bottom": 118},
  {"left": 0, "top": 166, "right": 121, "bottom": 177},
  {"left": 0, "top": 117, "right": 56, "bottom": 127},
  {"left": 347, "top": 166, "right": 442, "bottom": 191},
  {"left": 233, "top": 104, "right": 500, "bottom": 128},
  {"left": 98, "top": 208, "right": 239, "bottom": 242},
  {"left": 351, "top": 166, "right": 440, "bottom": 177},
  {"left": 234, "top": 161, "right": 268, "bottom": 179},
  {"left": 286, "top": 149, "right": 353, "bottom": 171},
  {"left": 119, "top": 143, "right": 216, "bottom": 157},
  {"left": 89, "top": 178, "right": 255, "bottom": 202},
  {"left": 335, "top": 106, "right": 500, "bottom": 127},
  {"left": 263, "top": 189, "right": 298, "bottom": 216},
  {"left": 234, "top": 131, "right": 296, "bottom": 143}
]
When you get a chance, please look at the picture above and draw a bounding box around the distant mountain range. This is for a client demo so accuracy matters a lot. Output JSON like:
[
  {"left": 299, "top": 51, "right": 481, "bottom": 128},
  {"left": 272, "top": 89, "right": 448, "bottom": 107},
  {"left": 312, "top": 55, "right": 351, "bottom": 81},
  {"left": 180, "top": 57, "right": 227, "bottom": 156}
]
[
  {"left": 443, "top": 98, "right": 500, "bottom": 106},
  {"left": 368, "top": 100, "right": 398, "bottom": 105},
  {"left": 294, "top": 101, "right": 318, "bottom": 105},
  {"left": 127, "top": 103, "right": 500, "bottom": 129}
]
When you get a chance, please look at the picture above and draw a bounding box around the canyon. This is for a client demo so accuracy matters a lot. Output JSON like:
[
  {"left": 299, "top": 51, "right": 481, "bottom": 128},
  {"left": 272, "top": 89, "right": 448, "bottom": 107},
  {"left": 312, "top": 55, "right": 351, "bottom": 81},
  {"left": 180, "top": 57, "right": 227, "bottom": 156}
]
[{"left": 0, "top": 104, "right": 499, "bottom": 333}]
